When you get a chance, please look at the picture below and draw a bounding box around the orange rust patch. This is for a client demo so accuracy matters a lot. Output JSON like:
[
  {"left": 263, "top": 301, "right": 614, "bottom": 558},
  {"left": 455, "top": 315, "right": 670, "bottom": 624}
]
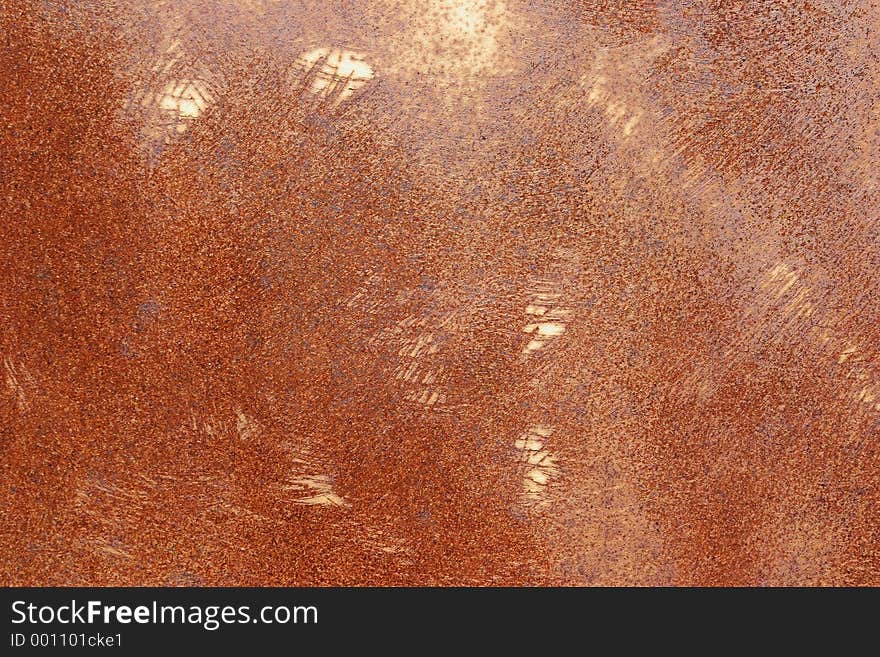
[{"left": 1, "top": 0, "right": 878, "bottom": 586}]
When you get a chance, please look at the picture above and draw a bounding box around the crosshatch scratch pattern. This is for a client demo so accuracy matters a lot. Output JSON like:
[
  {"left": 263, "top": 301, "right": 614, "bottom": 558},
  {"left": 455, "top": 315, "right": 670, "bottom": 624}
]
[{"left": 1, "top": 0, "right": 879, "bottom": 586}]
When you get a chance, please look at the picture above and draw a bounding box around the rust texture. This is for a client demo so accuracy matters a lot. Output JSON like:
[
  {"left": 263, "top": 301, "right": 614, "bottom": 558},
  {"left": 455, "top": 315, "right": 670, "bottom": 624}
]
[{"left": 1, "top": 0, "right": 879, "bottom": 586}]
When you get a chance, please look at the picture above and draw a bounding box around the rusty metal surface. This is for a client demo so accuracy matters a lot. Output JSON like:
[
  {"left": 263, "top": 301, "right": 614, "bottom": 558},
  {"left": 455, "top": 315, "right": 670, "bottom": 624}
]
[{"left": 1, "top": 0, "right": 878, "bottom": 586}]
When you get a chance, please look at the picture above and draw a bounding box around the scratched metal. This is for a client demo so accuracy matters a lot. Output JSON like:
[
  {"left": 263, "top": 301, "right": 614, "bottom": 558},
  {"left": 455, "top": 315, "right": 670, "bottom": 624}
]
[{"left": 1, "top": 1, "right": 878, "bottom": 586}]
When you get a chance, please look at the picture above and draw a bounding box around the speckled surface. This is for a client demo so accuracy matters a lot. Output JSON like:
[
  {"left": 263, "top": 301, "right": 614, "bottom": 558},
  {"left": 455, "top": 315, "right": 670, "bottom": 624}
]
[{"left": 1, "top": 0, "right": 878, "bottom": 586}]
